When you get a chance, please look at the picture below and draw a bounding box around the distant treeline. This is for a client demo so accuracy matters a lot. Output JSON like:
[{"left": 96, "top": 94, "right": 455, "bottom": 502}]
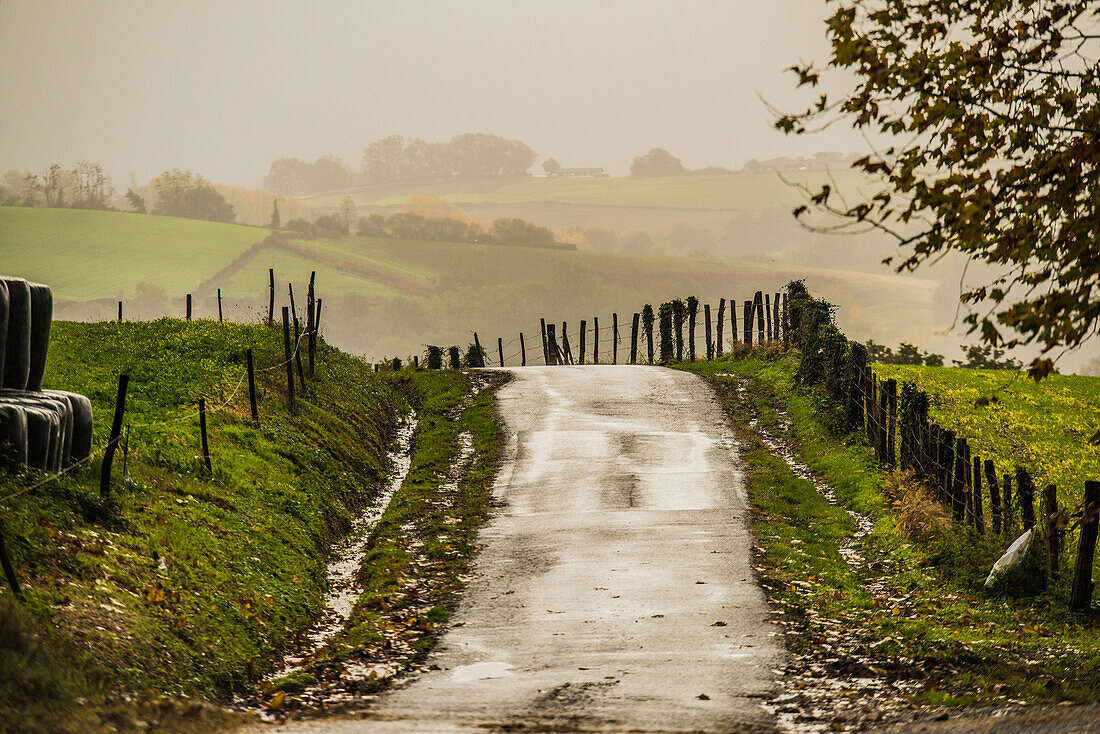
[
  {"left": 284, "top": 209, "right": 573, "bottom": 250},
  {"left": 264, "top": 133, "right": 537, "bottom": 196}
]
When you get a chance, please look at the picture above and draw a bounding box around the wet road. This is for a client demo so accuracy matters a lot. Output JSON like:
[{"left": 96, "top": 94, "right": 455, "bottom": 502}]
[{"left": 268, "top": 366, "right": 781, "bottom": 733}]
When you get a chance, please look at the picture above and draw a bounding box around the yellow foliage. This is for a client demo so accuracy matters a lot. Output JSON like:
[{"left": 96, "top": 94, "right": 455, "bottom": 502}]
[
  {"left": 399, "top": 195, "right": 488, "bottom": 230},
  {"left": 212, "top": 183, "right": 312, "bottom": 227},
  {"left": 554, "top": 229, "right": 590, "bottom": 250}
]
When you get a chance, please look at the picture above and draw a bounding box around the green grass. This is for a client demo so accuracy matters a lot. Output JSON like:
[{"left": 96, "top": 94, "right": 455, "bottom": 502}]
[
  {"left": 679, "top": 353, "right": 1100, "bottom": 709},
  {"left": 872, "top": 364, "right": 1100, "bottom": 509},
  {"left": 0, "top": 207, "right": 267, "bottom": 301},
  {"left": 303, "top": 170, "right": 876, "bottom": 211},
  {"left": 0, "top": 318, "right": 430, "bottom": 731}
]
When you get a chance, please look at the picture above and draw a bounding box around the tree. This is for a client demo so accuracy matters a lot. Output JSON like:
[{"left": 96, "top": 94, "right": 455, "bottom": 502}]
[
  {"left": 339, "top": 196, "right": 356, "bottom": 234},
  {"left": 150, "top": 170, "right": 234, "bottom": 222},
  {"left": 542, "top": 158, "right": 561, "bottom": 175},
  {"left": 630, "top": 148, "right": 688, "bottom": 176},
  {"left": 778, "top": 0, "right": 1100, "bottom": 379},
  {"left": 126, "top": 187, "right": 146, "bottom": 214},
  {"left": 263, "top": 155, "right": 351, "bottom": 196},
  {"left": 270, "top": 199, "right": 280, "bottom": 228}
]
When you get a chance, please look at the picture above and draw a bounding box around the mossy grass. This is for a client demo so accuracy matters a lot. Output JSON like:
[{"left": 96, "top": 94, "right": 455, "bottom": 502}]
[
  {"left": 679, "top": 353, "right": 1100, "bottom": 708},
  {"left": 0, "top": 318, "right": 484, "bottom": 731}
]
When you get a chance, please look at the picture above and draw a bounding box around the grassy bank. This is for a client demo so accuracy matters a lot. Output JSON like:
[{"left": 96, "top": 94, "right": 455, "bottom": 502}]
[
  {"left": 872, "top": 363, "right": 1100, "bottom": 509},
  {"left": 0, "top": 319, "right": 444, "bottom": 731},
  {"left": 679, "top": 353, "right": 1100, "bottom": 722}
]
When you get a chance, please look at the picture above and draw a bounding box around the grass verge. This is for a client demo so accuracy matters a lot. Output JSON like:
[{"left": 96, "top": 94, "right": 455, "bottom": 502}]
[
  {"left": 678, "top": 352, "right": 1100, "bottom": 725},
  {"left": 0, "top": 319, "right": 412, "bottom": 732}
]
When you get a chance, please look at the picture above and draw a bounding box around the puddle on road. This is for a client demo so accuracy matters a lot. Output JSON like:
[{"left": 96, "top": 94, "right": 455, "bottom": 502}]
[{"left": 451, "top": 661, "right": 515, "bottom": 683}]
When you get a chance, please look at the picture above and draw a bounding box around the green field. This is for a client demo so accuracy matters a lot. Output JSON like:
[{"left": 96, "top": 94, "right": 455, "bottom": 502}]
[
  {"left": 873, "top": 364, "right": 1100, "bottom": 507},
  {"left": 0, "top": 207, "right": 266, "bottom": 301},
  {"left": 303, "top": 170, "right": 876, "bottom": 211},
  {"left": 1, "top": 206, "right": 939, "bottom": 361}
]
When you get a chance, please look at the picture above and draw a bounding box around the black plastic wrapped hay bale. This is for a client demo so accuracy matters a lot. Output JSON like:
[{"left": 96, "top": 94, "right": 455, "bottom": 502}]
[
  {"left": 0, "top": 280, "right": 8, "bottom": 387},
  {"left": 22, "top": 406, "right": 56, "bottom": 470},
  {"left": 0, "top": 392, "right": 73, "bottom": 469},
  {"left": 0, "top": 404, "right": 27, "bottom": 472},
  {"left": 44, "top": 390, "right": 92, "bottom": 464},
  {"left": 1, "top": 278, "right": 31, "bottom": 390},
  {"left": 26, "top": 282, "right": 52, "bottom": 391}
]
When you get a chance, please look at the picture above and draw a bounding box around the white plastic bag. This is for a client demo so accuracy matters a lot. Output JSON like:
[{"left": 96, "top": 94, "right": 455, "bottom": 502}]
[{"left": 984, "top": 527, "right": 1034, "bottom": 588}]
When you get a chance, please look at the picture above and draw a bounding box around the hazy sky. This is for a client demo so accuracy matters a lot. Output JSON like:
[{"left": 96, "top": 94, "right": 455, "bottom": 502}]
[{"left": 0, "top": 1, "right": 864, "bottom": 186}]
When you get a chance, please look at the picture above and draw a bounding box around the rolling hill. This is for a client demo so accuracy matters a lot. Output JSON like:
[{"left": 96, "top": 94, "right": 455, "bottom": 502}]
[{"left": 0, "top": 206, "right": 942, "bottom": 361}]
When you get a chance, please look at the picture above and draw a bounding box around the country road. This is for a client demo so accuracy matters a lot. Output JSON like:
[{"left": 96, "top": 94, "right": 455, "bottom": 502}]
[{"left": 266, "top": 365, "right": 783, "bottom": 733}]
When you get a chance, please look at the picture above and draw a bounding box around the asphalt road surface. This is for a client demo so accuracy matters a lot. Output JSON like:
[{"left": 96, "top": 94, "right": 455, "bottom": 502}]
[{"left": 268, "top": 365, "right": 782, "bottom": 733}]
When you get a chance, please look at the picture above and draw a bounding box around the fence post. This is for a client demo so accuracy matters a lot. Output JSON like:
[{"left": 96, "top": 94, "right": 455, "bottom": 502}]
[
  {"left": 117, "top": 301, "right": 123, "bottom": 322},
  {"left": 612, "top": 313, "right": 619, "bottom": 364},
  {"left": 217, "top": 289, "right": 224, "bottom": 323},
  {"left": 754, "top": 291, "right": 765, "bottom": 343},
  {"left": 952, "top": 437, "right": 967, "bottom": 522},
  {"left": 186, "top": 293, "right": 192, "bottom": 321},
  {"left": 1071, "top": 480, "right": 1100, "bottom": 612},
  {"left": 765, "top": 293, "right": 773, "bottom": 341},
  {"left": 540, "top": 318, "right": 549, "bottom": 364},
  {"left": 497, "top": 337, "right": 504, "bottom": 368},
  {"left": 688, "top": 299, "right": 697, "bottom": 361},
  {"left": 282, "top": 307, "right": 296, "bottom": 412},
  {"left": 289, "top": 285, "right": 305, "bottom": 385},
  {"left": 473, "top": 332, "right": 484, "bottom": 367},
  {"left": 0, "top": 521, "right": 24, "bottom": 603},
  {"left": 307, "top": 271, "right": 316, "bottom": 377},
  {"left": 198, "top": 397, "right": 212, "bottom": 474},
  {"left": 885, "top": 378, "right": 897, "bottom": 467},
  {"left": 630, "top": 313, "right": 639, "bottom": 364},
  {"left": 100, "top": 373, "right": 130, "bottom": 502},
  {"left": 1002, "top": 475, "right": 1014, "bottom": 536},
  {"left": 743, "top": 300, "right": 753, "bottom": 347},
  {"left": 985, "top": 460, "right": 1001, "bottom": 534},
  {"left": 315, "top": 298, "right": 322, "bottom": 342},
  {"left": 716, "top": 298, "right": 725, "bottom": 356},
  {"left": 1043, "top": 484, "right": 1061, "bottom": 579},
  {"left": 704, "top": 304, "right": 713, "bottom": 360},
  {"left": 972, "top": 455, "right": 985, "bottom": 534},
  {"left": 774, "top": 292, "right": 782, "bottom": 342},
  {"left": 545, "top": 323, "right": 558, "bottom": 365},
  {"left": 579, "top": 320, "right": 587, "bottom": 365},
  {"left": 246, "top": 349, "right": 259, "bottom": 423},
  {"left": 593, "top": 316, "right": 599, "bottom": 364},
  {"left": 561, "top": 322, "right": 574, "bottom": 364},
  {"left": 268, "top": 268, "right": 275, "bottom": 326},
  {"left": 520, "top": 333, "right": 526, "bottom": 366}
]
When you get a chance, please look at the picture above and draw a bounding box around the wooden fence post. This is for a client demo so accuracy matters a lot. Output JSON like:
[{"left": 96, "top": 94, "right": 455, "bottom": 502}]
[
  {"left": 0, "top": 521, "right": 24, "bottom": 603},
  {"left": 952, "top": 437, "right": 967, "bottom": 522},
  {"left": 268, "top": 268, "right": 275, "bottom": 326},
  {"left": 743, "top": 300, "right": 753, "bottom": 347},
  {"left": 217, "top": 289, "right": 224, "bottom": 323},
  {"left": 545, "top": 323, "right": 558, "bottom": 365},
  {"left": 498, "top": 337, "right": 505, "bottom": 368},
  {"left": 613, "top": 313, "right": 619, "bottom": 364},
  {"left": 100, "top": 373, "right": 130, "bottom": 502},
  {"left": 282, "top": 307, "right": 295, "bottom": 412},
  {"left": 289, "top": 285, "right": 305, "bottom": 385},
  {"left": 198, "top": 397, "right": 212, "bottom": 474},
  {"left": 630, "top": 313, "right": 639, "bottom": 364},
  {"left": 774, "top": 292, "right": 782, "bottom": 342},
  {"left": 1043, "top": 484, "right": 1061, "bottom": 579},
  {"left": 560, "top": 323, "right": 573, "bottom": 364},
  {"left": 246, "top": 349, "right": 259, "bottom": 423},
  {"left": 540, "top": 318, "right": 549, "bottom": 365},
  {"left": 117, "top": 301, "right": 123, "bottom": 322},
  {"left": 688, "top": 301, "right": 697, "bottom": 361},
  {"left": 765, "top": 293, "right": 773, "bottom": 341},
  {"left": 885, "top": 378, "right": 897, "bottom": 467},
  {"left": 473, "top": 332, "right": 484, "bottom": 367},
  {"left": 520, "top": 333, "right": 526, "bottom": 366},
  {"left": 716, "top": 298, "right": 725, "bottom": 356},
  {"left": 306, "top": 271, "right": 316, "bottom": 377},
  {"left": 186, "top": 293, "right": 192, "bottom": 321},
  {"left": 972, "top": 455, "right": 985, "bottom": 534},
  {"left": 985, "top": 460, "right": 1001, "bottom": 534},
  {"left": 315, "top": 298, "right": 322, "bottom": 342},
  {"left": 593, "top": 316, "right": 599, "bottom": 363},
  {"left": 704, "top": 304, "right": 713, "bottom": 360},
  {"left": 1002, "top": 475, "right": 1014, "bottom": 536},
  {"left": 754, "top": 291, "right": 765, "bottom": 343},
  {"left": 579, "top": 320, "right": 587, "bottom": 365},
  {"left": 1071, "top": 480, "right": 1100, "bottom": 612}
]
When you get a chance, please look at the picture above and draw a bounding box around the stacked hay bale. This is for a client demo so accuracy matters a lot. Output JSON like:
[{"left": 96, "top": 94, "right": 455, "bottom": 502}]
[{"left": 0, "top": 277, "right": 93, "bottom": 472}]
